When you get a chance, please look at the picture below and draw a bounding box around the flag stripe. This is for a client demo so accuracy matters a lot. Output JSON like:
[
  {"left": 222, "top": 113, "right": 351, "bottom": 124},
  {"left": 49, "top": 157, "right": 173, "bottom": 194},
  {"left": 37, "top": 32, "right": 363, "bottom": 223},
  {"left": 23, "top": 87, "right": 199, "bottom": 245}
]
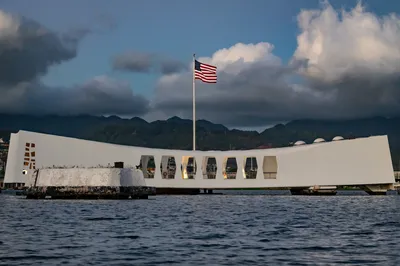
[
  {"left": 200, "top": 64, "right": 217, "bottom": 71},
  {"left": 199, "top": 62, "right": 217, "bottom": 69},
  {"left": 195, "top": 75, "right": 216, "bottom": 79},
  {"left": 195, "top": 76, "right": 216, "bottom": 82},
  {"left": 195, "top": 71, "right": 216, "bottom": 77},
  {"left": 195, "top": 73, "right": 216, "bottom": 81},
  {"left": 195, "top": 77, "right": 217, "bottom": 83},
  {"left": 195, "top": 78, "right": 216, "bottom": 82},
  {"left": 194, "top": 59, "right": 217, "bottom": 84}
]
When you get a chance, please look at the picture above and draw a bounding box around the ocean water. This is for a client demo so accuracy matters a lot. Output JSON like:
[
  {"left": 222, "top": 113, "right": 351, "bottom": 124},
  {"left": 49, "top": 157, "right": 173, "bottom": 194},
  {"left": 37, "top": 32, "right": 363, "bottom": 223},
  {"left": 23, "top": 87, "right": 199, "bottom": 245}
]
[{"left": 1, "top": 190, "right": 400, "bottom": 265}]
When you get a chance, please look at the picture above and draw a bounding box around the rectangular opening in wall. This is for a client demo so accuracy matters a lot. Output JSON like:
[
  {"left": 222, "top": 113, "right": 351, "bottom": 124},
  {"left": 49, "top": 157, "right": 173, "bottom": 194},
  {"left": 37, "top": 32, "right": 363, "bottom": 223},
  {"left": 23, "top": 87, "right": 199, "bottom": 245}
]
[
  {"left": 202, "top": 156, "right": 217, "bottom": 179},
  {"left": 160, "top": 155, "right": 176, "bottom": 179},
  {"left": 263, "top": 156, "right": 278, "bottom": 179},
  {"left": 244, "top": 157, "right": 258, "bottom": 179},
  {"left": 181, "top": 156, "right": 196, "bottom": 179},
  {"left": 223, "top": 157, "right": 237, "bottom": 179},
  {"left": 139, "top": 155, "right": 155, "bottom": 179}
]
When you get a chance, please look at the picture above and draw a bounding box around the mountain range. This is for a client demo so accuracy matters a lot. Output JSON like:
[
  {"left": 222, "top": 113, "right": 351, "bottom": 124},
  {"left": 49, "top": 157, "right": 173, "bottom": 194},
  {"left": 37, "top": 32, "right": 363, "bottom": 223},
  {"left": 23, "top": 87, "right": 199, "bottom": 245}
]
[{"left": 0, "top": 114, "right": 399, "bottom": 169}]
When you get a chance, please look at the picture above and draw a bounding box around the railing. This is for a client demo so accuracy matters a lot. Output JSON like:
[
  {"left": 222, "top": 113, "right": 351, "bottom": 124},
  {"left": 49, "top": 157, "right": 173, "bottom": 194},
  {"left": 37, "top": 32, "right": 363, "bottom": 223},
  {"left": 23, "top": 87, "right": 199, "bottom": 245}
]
[
  {"left": 161, "top": 169, "right": 176, "bottom": 179},
  {"left": 139, "top": 168, "right": 279, "bottom": 180},
  {"left": 224, "top": 172, "right": 237, "bottom": 179},
  {"left": 203, "top": 172, "right": 217, "bottom": 179},
  {"left": 244, "top": 169, "right": 257, "bottom": 179}
]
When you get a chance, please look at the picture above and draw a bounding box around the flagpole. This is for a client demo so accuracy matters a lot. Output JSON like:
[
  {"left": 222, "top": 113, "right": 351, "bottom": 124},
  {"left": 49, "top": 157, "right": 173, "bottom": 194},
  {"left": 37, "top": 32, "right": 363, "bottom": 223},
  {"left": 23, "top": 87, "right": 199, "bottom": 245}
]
[{"left": 192, "top": 53, "right": 196, "bottom": 151}]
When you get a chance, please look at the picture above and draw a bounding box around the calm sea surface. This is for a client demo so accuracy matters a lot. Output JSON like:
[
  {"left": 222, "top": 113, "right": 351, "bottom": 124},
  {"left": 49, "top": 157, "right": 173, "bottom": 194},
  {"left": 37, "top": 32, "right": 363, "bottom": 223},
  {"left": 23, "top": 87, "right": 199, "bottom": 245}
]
[{"left": 1, "top": 190, "right": 400, "bottom": 265}]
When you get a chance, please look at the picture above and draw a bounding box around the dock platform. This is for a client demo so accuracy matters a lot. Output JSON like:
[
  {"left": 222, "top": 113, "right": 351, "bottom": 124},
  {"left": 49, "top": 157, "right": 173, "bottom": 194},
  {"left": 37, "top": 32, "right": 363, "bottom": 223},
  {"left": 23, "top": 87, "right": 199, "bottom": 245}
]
[
  {"left": 23, "top": 163, "right": 156, "bottom": 200},
  {"left": 26, "top": 185, "right": 155, "bottom": 199}
]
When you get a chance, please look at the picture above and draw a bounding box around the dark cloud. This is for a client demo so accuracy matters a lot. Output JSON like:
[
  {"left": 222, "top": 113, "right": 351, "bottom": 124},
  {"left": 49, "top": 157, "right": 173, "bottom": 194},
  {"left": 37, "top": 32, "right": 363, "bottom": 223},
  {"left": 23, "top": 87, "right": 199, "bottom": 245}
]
[
  {"left": 0, "top": 10, "right": 148, "bottom": 117},
  {"left": 113, "top": 52, "right": 153, "bottom": 73},
  {"left": 160, "top": 60, "right": 187, "bottom": 75},
  {"left": 112, "top": 51, "right": 186, "bottom": 75},
  {"left": 0, "top": 18, "right": 81, "bottom": 85},
  {"left": 154, "top": 60, "right": 400, "bottom": 127},
  {"left": 153, "top": 63, "right": 328, "bottom": 127},
  {"left": 0, "top": 9, "right": 118, "bottom": 87},
  {"left": 0, "top": 76, "right": 149, "bottom": 116}
]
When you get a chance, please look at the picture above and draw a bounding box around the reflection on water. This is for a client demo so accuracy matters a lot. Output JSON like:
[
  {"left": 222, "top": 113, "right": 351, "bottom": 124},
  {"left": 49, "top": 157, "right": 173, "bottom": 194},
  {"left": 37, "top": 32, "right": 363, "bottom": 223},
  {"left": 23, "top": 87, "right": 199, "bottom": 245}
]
[{"left": 1, "top": 191, "right": 400, "bottom": 265}]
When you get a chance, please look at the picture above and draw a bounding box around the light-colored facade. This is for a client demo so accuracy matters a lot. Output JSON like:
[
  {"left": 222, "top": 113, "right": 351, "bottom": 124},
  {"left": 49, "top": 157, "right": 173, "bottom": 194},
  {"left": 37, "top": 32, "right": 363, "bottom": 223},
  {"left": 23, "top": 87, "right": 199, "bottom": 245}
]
[{"left": 3, "top": 130, "right": 395, "bottom": 190}]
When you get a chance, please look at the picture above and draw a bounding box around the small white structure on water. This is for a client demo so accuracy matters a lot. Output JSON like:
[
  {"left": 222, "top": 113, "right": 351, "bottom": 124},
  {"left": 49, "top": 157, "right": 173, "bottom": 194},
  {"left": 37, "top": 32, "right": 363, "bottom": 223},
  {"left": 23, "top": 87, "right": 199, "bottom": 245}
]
[{"left": 3, "top": 130, "right": 396, "bottom": 194}]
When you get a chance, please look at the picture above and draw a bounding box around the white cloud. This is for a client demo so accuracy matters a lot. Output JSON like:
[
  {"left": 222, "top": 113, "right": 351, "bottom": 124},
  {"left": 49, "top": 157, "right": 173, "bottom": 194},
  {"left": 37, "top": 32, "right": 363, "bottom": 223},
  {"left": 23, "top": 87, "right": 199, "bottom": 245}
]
[
  {"left": 197, "top": 42, "right": 282, "bottom": 74},
  {"left": 294, "top": 1, "right": 400, "bottom": 82},
  {"left": 152, "top": 1, "right": 400, "bottom": 127}
]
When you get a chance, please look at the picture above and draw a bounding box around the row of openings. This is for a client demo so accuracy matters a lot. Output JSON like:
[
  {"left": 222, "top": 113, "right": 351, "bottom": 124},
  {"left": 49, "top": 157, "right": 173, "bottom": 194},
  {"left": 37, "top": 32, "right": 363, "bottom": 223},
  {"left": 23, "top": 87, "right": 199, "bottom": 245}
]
[{"left": 137, "top": 155, "right": 277, "bottom": 180}]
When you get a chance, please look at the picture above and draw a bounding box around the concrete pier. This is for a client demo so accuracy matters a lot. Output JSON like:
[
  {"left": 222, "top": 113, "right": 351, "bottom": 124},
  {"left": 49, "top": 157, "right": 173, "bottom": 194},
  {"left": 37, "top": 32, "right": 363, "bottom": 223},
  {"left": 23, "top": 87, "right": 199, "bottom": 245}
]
[
  {"left": 25, "top": 165, "right": 155, "bottom": 199},
  {"left": 26, "top": 186, "right": 154, "bottom": 199}
]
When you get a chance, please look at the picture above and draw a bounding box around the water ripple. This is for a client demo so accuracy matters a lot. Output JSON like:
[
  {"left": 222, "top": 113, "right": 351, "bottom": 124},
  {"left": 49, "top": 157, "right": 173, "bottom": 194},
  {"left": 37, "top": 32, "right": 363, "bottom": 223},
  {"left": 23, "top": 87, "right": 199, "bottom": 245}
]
[{"left": 1, "top": 192, "right": 400, "bottom": 265}]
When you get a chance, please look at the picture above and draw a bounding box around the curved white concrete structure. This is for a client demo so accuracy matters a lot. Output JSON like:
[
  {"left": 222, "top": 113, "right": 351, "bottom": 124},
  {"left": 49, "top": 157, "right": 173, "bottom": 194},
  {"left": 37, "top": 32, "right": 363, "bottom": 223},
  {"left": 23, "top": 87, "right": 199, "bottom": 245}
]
[
  {"left": 3, "top": 130, "right": 395, "bottom": 189},
  {"left": 333, "top": 136, "right": 344, "bottom": 141},
  {"left": 294, "top": 140, "right": 306, "bottom": 146}
]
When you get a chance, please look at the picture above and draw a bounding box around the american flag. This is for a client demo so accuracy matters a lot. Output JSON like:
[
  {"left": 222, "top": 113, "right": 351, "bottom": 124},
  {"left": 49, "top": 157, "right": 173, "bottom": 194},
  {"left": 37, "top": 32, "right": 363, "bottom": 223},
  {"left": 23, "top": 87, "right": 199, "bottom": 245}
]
[{"left": 194, "top": 60, "right": 217, "bottom": 83}]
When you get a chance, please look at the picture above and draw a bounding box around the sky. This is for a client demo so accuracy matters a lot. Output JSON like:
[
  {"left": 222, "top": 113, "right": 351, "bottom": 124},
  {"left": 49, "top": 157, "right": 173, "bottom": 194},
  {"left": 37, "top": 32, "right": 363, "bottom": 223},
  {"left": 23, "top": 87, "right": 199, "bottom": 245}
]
[{"left": 1, "top": 0, "right": 400, "bottom": 131}]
